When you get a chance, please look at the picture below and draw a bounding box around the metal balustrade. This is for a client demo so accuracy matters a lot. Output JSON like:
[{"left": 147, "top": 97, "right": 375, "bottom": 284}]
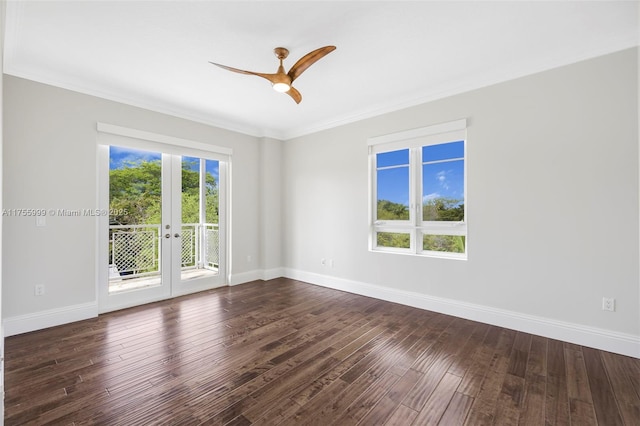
[
  {"left": 181, "top": 226, "right": 195, "bottom": 267},
  {"left": 205, "top": 226, "right": 219, "bottom": 268},
  {"left": 109, "top": 223, "right": 219, "bottom": 281}
]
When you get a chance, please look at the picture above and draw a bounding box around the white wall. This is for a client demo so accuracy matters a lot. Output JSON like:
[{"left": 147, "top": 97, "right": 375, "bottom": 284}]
[
  {"left": 283, "top": 48, "right": 640, "bottom": 357},
  {"left": 259, "top": 137, "right": 283, "bottom": 279},
  {"left": 2, "top": 75, "right": 262, "bottom": 326},
  {"left": 1, "top": 0, "right": 6, "bottom": 420},
  {"left": 2, "top": 47, "right": 638, "bottom": 358}
]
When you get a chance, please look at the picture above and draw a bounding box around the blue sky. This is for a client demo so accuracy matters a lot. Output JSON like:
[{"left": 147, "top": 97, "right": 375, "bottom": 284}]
[
  {"left": 110, "top": 146, "right": 219, "bottom": 180},
  {"left": 110, "top": 145, "right": 159, "bottom": 168},
  {"left": 377, "top": 141, "right": 464, "bottom": 205},
  {"left": 183, "top": 156, "right": 219, "bottom": 180}
]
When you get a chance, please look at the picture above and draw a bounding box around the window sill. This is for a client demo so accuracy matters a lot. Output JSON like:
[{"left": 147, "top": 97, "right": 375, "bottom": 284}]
[{"left": 370, "top": 247, "right": 467, "bottom": 261}]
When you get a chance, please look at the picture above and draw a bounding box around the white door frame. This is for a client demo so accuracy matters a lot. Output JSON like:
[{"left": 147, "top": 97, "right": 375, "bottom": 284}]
[{"left": 96, "top": 124, "right": 231, "bottom": 313}]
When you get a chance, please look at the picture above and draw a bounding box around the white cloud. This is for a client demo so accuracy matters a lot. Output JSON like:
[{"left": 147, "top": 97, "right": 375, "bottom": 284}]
[
  {"left": 423, "top": 192, "right": 440, "bottom": 202},
  {"left": 436, "top": 170, "right": 449, "bottom": 190}
]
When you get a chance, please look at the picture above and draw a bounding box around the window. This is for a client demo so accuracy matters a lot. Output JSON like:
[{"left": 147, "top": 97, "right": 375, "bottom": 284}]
[{"left": 369, "top": 119, "right": 467, "bottom": 259}]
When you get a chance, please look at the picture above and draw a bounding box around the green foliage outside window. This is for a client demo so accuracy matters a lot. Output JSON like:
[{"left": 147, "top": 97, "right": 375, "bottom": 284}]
[
  {"left": 377, "top": 198, "right": 463, "bottom": 222},
  {"left": 423, "top": 235, "right": 466, "bottom": 253},
  {"left": 109, "top": 159, "right": 218, "bottom": 226},
  {"left": 377, "top": 198, "right": 464, "bottom": 252},
  {"left": 377, "top": 199, "right": 409, "bottom": 220},
  {"left": 377, "top": 232, "right": 410, "bottom": 248},
  {"left": 423, "top": 198, "right": 464, "bottom": 222}
]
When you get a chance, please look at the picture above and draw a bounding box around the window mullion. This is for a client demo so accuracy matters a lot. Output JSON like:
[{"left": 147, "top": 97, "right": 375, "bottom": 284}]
[{"left": 410, "top": 147, "right": 421, "bottom": 254}]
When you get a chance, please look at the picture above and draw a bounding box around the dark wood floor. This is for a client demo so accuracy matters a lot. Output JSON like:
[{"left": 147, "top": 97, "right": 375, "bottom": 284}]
[{"left": 4, "top": 278, "right": 640, "bottom": 425}]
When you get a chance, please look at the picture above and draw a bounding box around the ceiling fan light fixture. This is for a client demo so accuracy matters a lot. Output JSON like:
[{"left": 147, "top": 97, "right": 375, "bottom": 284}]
[
  {"left": 210, "top": 45, "right": 336, "bottom": 103},
  {"left": 272, "top": 82, "right": 291, "bottom": 92}
]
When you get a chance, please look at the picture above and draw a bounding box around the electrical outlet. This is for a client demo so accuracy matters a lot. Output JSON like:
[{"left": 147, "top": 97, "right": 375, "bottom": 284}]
[
  {"left": 329, "top": 259, "right": 334, "bottom": 268},
  {"left": 602, "top": 297, "right": 615, "bottom": 312},
  {"left": 34, "top": 284, "right": 45, "bottom": 296}
]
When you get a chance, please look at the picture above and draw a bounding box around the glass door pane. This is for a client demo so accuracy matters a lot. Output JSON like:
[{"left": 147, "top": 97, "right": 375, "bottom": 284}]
[
  {"left": 106, "top": 146, "right": 171, "bottom": 306},
  {"left": 179, "top": 157, "right": 220, "bottom": 283},
  {"left": 100, "top": 145, "right": 226, "bottom": 312}
]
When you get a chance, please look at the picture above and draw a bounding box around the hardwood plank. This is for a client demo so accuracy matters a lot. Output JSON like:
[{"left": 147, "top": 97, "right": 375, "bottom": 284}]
[
  {"left": 464, "top": 328, "right": 516, "bottom": 425},
  {"left": 601, "top": 351, "right": 640, "bottom": 425},
  {"left": 411, "top": 316, "right": 471, "bottom": 374},
  {"left": 386, "top": 368, "right": 423, "bottom": 405},
  {"left": 241, "top": 327, "right": 400, "bottom": 422},
  {"left": 570, "top": 399, "right": 598, "bottom": 425},
  {"left": 332, "top": 370, "right": 400, "bottom": 425},
  {"left": 412, "top": 372, "right": 462, "bottom": 424},
  {"left": 457, "top": 326, "right": 501, "bottom": 398},
  {"left": 208, "top": 305, "right": 394, "bottom": 423},
  {"left": 519, "top": 335, "right": 547, "bottom": 426},
  {"left": 526, "top": 334, "right": 548, "bottom": 377},
  {"left": 288, "top": 317, "right": 428, "bottom": 424},
  {"left": 245, "top": 326, "right": 388, "bottom": 420},
  {"left": 402, "top": 317, "right": 478, "bottom": 411},
  {"left": 4, "top": 278, "right": 637, "bottom": 426},
  {"left": 565, "top": 344, "right": 598, "bottom": 426},
  {"left": 194, "top": 325, "right": 371, "bottom": 422},
  {"left": 290, "top": 327, "right": 387, "bottom": 407},
  {"left": 447, "top": 323, "right": 490, "bottom": 378},
  {"left": 347, "top": 364, "right": 423, "bottom": 425},
  {"left": 357, "top": 395, "right": 401, "bottom": 426},
  {"left": 507, "top": 332, "right": 532, "bottom": 378},
  {"left": 384, "top": 404, "right": 419, "bottom": 426},
  {"left": 493, "top": 373, "right": 525, "bottom": 425},
  {"left": 437, "top": 391, "right": 474, "bottom": 426},
  {"left": 582, "top": 347, "right": 624, "bottom": 425},
  {"left": 275, "top": 318, "right": 423, "bottom": 424},
  {"left": 546, "top": 339, "right": 570, "bottom": 426}
]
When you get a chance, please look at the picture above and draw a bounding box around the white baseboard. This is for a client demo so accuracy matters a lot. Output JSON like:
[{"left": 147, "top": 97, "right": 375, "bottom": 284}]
[
  {"left": 3, "top": 269, "right": 268, "bottom": 335},
  {"left": 262, "top": 267, "right": 285, "bottom": 281},
  {"left": 5, "top": 271, "right": 638, "bottom": 358},
  {"left": 284, "top": 268, "right": 640, "bottom": 358},
  {"left": 230, "top": 268, "right": 285, "bottom": 284},
  {"left": 4, "top": 302, "right": 98, "bottom": 337},
  {"left": 229, "top": 270, "right": 263, "bottom": 286}
]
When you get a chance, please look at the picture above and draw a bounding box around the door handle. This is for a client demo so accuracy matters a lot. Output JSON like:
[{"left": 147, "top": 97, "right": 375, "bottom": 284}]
[
  {"left": 164, "top": 234, "right": 170, "bottom": 239},
  {"left": 174, "top": 233, "right": 180, "bottom": 238}
]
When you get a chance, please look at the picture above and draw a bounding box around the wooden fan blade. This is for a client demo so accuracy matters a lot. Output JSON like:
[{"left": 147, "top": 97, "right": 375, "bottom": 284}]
[
  {"left": 209, "top": 62, "right": 279, "bottom": 84},
  {"left": 286, "top": 86, "right": 302, "bottom": 104},
  {"left": 287, "top": 45, "right": 336, "bottom": 83}
]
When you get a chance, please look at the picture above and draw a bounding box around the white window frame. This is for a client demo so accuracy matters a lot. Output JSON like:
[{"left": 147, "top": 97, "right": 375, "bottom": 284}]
[{"left": 368, "top": 119, "right": 467, "bottom": 260}]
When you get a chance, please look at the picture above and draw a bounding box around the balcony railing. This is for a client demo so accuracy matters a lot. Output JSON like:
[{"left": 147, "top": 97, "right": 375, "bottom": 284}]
[{"left": 109, "top": 223, "right": 219, "bottom": 281}]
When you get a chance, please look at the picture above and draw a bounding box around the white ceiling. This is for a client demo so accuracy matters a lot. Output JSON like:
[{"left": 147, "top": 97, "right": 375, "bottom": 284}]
[{"left": 4, "top": 1, "right": 639, "bottom": 140}]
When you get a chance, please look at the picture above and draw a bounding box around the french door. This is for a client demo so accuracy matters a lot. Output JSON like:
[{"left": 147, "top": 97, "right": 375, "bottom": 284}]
[{"left": 98, "top": 138, "right": 228, "bottom": 313}]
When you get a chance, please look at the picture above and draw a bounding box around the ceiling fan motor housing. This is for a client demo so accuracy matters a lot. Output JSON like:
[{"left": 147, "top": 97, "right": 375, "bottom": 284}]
[{"left": 274, "top": 47, "right": 289, "bottom": 60}]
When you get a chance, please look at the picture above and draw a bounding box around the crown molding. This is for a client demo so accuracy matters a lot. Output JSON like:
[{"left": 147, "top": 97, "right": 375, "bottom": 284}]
[
  {"left": 280, "top": 43, "right": 640, "bottom": 140},
  {"left": 4, "top": 0, "right": 638, "bottom": 143}
]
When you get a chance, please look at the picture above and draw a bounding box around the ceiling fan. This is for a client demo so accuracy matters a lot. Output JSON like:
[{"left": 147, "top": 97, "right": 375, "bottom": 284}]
[{"left": 209, "top": 45, "right": 336, "bottom": 104}]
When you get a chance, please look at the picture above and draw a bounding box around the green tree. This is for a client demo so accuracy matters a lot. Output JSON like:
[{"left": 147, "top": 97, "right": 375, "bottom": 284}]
[
  {"left": 422, "top": 198, "right": 464, "bottom": 221},
  {"left": 377, "top": 197, "right": 464, "bottom": 222},
  {"left": 377, "top": 200, "right": 409, "bottom": 220},
  {"left": 109, "top": 159, "right": 218, "bottom": 225},
  {"left": 109, "top": 160, "right": 162, "bottom": 225},
  {"left": 377, "top": 232, "right": 410, "bottom": 248},
  {"left": 180, "top": 159, "right": 218, "bottom": 224},
  {"left": 376, "top": 197, "right": 465, "bottom": 252},
  {"left": 423, "top": 235, "right": 466, "bottom": 253}
]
